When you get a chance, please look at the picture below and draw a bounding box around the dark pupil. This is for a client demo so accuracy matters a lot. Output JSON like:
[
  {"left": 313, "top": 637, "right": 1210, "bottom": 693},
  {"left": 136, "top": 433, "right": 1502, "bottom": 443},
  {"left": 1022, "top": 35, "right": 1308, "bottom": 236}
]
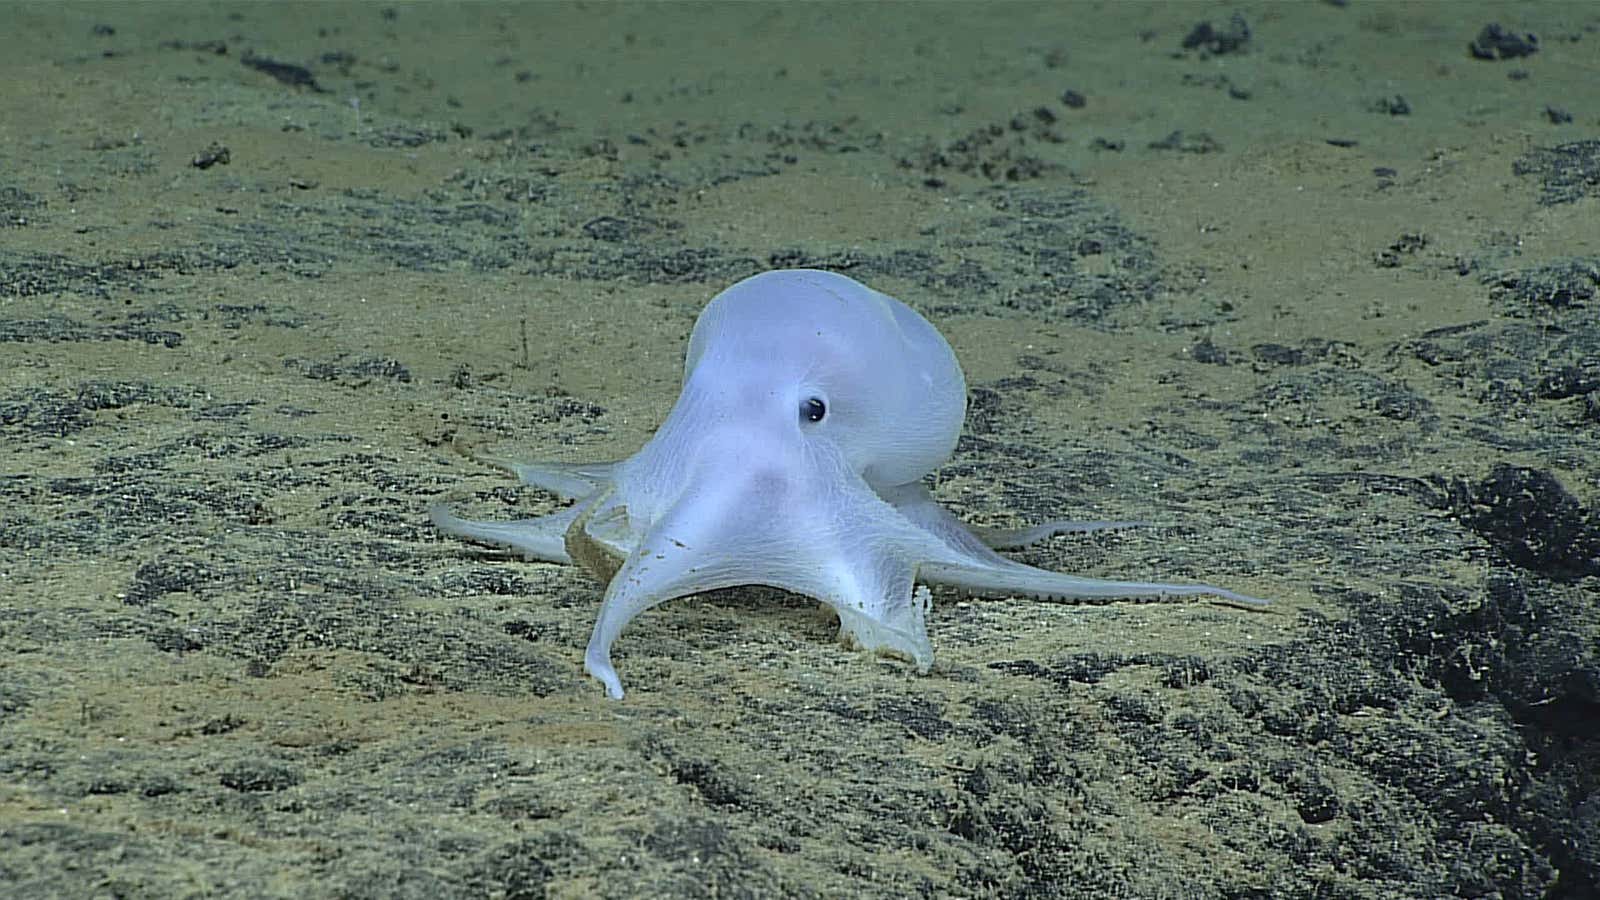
[{"left": 801, "top": 397, "right": 826, "bottom": 423}]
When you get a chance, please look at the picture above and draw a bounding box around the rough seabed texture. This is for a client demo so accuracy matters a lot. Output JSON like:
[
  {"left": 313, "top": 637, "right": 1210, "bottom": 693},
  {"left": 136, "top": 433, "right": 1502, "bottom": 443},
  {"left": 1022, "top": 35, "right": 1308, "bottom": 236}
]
[{"left": 2, "top": 3, "right": 1596, "bottom": 898}]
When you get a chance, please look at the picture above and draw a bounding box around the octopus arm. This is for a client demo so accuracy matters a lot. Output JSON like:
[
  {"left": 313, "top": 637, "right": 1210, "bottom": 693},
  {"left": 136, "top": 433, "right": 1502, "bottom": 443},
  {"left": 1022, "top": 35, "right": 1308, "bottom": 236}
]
[
  {"left": 429, "top": 499, "right": 590, "bottom": 564},
  {"left": 490, "top": 458, "right": 619, "bottom": 500},
  {"left": 918, "top": 558, "right": 1269, "bottom": 608}
]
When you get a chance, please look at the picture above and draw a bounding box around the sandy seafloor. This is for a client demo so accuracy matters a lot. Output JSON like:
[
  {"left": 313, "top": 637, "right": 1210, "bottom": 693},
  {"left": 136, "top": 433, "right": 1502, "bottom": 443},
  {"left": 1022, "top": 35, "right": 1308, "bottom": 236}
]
[{"left": 2, "top": 2, "right": 1598, "bottom": 897}]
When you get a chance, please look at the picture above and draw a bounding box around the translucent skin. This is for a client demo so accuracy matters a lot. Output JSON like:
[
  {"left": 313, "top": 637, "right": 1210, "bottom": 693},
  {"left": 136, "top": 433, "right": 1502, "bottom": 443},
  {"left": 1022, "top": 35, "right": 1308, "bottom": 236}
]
[{"left": 432, "top": 269, "right": 1265, "bottom": 699}]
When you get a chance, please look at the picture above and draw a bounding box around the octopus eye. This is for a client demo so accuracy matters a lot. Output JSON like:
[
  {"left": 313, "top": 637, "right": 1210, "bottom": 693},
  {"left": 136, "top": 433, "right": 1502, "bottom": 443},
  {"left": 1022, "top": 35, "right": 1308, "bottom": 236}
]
[{"left": 800, "top": 396, "right": 827, "bottom": 423}]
